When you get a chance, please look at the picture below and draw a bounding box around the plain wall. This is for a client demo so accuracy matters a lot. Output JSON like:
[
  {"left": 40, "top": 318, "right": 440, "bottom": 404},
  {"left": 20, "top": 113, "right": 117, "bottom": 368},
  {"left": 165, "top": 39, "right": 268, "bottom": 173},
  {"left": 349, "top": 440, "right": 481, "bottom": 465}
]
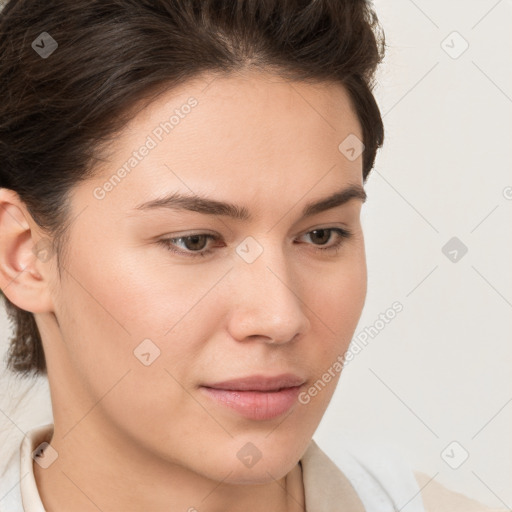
[
  {"left": 1, "top": 0, "right": 511, "bottom": 508},
  {"left": 315, "top": 0, "right": 512, "bottom": 507}
]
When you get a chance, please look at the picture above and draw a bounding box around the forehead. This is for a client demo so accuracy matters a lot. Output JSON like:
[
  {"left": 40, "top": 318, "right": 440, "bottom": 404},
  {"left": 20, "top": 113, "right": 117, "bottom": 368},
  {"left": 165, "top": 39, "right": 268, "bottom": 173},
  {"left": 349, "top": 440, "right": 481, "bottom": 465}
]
[
  {"left": 81, "top": 70, "right": 364, "bottom": 214},
  {"left": 105, "top": 68, "right": 362, "bottom": 157}
]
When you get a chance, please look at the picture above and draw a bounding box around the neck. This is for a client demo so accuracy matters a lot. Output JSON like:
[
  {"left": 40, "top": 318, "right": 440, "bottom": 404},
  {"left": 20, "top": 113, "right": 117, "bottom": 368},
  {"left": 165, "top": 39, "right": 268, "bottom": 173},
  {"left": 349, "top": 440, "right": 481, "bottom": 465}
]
[{"left": 33, "top": 419, "right": 306, "bottom": 512}]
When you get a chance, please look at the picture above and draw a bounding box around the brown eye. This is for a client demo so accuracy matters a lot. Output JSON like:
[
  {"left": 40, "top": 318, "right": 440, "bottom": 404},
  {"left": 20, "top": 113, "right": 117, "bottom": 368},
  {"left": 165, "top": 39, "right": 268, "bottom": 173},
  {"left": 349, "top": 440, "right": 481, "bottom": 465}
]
[
  {"left": 299, "top": 227, "right": 353, "bottom": 254},
  {"left": 308, "top": 229, "right": 332, "bottom": 245},
  {"left": 157, "top": 233, "right": 218, "bottom": 258},
  {"left": 179, "top": 235, "right": 209, "bottom": 251}
]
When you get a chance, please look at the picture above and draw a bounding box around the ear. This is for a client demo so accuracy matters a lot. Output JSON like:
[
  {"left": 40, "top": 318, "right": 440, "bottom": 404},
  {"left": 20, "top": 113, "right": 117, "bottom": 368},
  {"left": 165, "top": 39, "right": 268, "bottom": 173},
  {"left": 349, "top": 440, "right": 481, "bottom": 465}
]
[{"left": 0, "top": 188, "right": 55, "bottom": 314}]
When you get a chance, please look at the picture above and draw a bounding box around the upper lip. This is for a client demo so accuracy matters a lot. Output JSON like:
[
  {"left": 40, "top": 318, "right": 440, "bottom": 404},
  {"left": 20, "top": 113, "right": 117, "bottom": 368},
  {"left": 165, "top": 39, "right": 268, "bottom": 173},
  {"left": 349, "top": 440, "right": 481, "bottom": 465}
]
[{"left": 202, "top": 373, "right": 306, "bottom": 392}]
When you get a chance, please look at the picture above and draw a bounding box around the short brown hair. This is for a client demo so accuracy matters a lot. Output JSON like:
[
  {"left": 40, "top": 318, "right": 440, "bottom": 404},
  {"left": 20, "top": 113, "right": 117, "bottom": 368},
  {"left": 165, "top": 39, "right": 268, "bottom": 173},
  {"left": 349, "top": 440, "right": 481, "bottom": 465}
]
[{"left": 0, "top": 0, "right": 386, "bottom": 376}]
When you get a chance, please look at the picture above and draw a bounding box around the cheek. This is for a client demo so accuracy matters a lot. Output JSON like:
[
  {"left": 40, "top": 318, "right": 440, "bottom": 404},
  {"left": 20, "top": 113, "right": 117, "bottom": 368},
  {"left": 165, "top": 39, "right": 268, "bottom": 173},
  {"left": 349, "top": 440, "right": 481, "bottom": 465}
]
[
  {"left": 311, "top": 254, "right": 367, "bottom": 334},
  {"left": 62, "top": 233, "right": 221, "bottom": 338},
  {"left": 55, "top": 262, "right": 212, "bottom": 437},
  {"left": 54, "top": 237, "right": 228, "bottom": 389},
  {"left": 301, "top": 251, "right": 367, "bottom": 379}
]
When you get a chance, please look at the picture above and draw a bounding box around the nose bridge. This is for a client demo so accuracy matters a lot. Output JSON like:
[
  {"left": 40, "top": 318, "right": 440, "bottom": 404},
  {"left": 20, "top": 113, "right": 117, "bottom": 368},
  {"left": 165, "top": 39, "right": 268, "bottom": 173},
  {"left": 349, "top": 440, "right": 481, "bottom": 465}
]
[{"left": 226, "top": 235, "right": 310, "bottom": 344}]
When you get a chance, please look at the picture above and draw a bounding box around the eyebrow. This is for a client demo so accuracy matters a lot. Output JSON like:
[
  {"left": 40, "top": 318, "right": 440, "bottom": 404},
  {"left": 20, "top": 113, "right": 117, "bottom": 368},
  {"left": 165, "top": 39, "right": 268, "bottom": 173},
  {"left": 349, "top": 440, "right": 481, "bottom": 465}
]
[{"left": 133, "top": 183, "right": 366, "bottom": 221}]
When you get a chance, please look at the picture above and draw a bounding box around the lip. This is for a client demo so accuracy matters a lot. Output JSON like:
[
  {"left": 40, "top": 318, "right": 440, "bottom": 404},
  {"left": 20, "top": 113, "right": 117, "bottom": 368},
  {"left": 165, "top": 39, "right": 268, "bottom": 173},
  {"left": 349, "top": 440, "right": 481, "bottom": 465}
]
[
  {"left": 200, "top": 373, "right": 305, "bottom": 421},
  {"left": 202, "top": 373, "right": 306, "bottom": 392}
]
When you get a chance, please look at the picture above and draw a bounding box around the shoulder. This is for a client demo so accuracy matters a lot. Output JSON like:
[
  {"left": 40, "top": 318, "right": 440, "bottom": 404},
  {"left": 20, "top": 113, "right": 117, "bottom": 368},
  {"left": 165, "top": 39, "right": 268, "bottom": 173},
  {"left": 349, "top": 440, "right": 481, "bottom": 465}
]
[
  {"left": 301, "top": 438, "right": 425, "bottom": 511},
  {"left": 0, "top": 445, "right": 24, "bottom": 512},
  {"left": 414, "top": 471, "right": 508, "bottom": 512},
  {"left": 301, "top": 438, "right": 507, "bottom": 512}
]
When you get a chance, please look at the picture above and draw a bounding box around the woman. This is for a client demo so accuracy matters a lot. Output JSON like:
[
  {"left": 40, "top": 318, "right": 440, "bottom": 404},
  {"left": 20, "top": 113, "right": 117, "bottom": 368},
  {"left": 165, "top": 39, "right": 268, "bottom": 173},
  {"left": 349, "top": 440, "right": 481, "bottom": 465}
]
[{"left": 0, "top": 0, "right": 505, "bottom": 510}]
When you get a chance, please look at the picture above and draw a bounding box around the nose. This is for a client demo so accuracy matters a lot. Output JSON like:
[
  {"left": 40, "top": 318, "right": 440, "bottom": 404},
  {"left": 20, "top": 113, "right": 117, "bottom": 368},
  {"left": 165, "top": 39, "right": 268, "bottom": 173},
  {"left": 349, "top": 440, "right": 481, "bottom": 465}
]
[{"left": 226, "top": 240, "right": 311, "bottom": 345}]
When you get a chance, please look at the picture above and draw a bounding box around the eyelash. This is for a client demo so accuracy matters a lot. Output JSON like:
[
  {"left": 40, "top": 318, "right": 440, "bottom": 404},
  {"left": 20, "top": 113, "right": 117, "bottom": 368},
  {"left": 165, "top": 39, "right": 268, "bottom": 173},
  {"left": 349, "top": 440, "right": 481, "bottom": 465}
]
[{"left": 157, "top": 227, "right": 353, "bottom": 259}]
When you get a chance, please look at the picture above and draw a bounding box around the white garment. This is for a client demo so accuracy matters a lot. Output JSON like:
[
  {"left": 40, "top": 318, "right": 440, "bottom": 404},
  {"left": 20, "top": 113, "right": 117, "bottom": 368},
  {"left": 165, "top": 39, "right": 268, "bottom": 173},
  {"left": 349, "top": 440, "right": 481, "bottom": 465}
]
[{"left": 0, "top": 421, "right": 426, "bottom": 512}]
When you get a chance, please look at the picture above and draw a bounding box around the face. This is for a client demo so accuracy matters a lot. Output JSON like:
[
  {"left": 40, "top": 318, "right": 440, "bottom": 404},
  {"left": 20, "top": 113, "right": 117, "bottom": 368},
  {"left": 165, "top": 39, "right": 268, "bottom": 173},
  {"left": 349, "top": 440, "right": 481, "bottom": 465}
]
[{"left": 38, "top": 70, "right": 367, "bottom": 484}]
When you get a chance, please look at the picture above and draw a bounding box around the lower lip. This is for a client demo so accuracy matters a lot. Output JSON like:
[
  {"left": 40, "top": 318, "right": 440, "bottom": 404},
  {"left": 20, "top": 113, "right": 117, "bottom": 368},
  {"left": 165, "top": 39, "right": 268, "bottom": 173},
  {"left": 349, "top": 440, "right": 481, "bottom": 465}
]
[{"left": 199, "top": 385, "right": 302, "bottom": 421}]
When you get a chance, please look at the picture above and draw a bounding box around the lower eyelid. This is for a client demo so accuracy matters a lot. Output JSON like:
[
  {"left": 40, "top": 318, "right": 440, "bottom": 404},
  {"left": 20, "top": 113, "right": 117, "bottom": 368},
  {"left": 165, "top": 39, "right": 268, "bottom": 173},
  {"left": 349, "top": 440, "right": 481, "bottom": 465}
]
[
  {"left": 299, "top": 227, "right": 351, "bottom": 242},
  {"left": 160, "top": 227, "right": 351, "bottom": 255}
]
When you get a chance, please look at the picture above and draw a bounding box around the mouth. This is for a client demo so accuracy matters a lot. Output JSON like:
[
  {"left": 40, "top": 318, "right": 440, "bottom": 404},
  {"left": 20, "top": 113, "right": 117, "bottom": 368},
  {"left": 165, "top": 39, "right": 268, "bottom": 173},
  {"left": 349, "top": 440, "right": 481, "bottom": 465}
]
[{"left": 199, "top": 373, "right": 306, "bottom": 421}]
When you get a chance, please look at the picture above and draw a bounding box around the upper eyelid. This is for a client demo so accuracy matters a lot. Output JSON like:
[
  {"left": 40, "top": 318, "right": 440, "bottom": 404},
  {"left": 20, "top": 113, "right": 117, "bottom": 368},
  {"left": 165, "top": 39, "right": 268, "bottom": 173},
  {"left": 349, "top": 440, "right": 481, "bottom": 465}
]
[
  {"left": 167, "top": 223, "right": 351, "bottom": 239},
  {"left": 166, "top": 226, "right": 350, "bottom": 247}
]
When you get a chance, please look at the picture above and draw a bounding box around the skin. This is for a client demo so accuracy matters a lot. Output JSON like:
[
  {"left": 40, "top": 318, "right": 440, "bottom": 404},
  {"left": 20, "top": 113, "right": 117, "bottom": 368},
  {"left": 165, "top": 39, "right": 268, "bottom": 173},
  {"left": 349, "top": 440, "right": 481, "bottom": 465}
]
[{"left": 0, "top": 69, "right": 367, "bottom": 511}]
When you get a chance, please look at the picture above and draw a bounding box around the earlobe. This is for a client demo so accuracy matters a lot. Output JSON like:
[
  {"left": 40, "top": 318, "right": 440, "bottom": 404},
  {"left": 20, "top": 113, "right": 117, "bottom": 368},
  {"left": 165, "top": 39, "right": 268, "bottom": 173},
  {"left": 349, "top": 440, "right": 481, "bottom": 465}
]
[{"left": 0, "top": 188, "right": 55, "bottom": 314}]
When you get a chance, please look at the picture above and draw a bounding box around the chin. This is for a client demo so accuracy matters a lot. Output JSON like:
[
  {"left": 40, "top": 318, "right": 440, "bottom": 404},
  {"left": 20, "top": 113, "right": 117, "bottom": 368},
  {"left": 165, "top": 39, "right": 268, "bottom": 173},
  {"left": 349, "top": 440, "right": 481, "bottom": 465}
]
[{"left": 201, "top": 440, "right": 300, "bottom": 485}]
